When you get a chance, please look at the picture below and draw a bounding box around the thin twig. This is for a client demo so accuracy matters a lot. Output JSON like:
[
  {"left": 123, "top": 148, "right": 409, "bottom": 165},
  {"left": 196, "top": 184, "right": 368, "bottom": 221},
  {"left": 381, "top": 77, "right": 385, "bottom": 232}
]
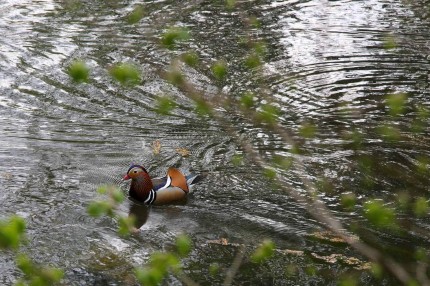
[{"left": 223, "top": 244, "right": 246, "bottom": 286}]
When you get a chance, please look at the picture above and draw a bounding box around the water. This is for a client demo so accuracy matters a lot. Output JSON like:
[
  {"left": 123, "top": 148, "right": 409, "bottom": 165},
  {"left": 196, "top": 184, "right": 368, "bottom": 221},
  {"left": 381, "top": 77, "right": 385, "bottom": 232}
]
[{"left": 0, "top": 0, "right": 429, "bottom": 285}]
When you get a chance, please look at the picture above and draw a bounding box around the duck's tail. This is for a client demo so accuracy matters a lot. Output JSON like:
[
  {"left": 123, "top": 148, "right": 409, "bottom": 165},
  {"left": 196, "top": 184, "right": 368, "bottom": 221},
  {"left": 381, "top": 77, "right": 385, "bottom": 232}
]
[{"left": 186, "top": 172, "right": 207, "bottom": 187}]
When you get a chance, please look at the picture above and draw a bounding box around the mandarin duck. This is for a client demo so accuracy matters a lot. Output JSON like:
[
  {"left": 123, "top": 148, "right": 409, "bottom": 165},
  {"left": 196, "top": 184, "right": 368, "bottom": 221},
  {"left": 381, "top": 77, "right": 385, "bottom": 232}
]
[{"left": 123, "top": 164, "right": 204, "bottom": 205}]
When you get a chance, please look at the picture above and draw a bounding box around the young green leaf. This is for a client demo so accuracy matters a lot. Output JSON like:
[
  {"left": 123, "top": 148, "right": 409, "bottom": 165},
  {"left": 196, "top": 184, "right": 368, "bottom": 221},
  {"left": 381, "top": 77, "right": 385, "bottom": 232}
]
[
  {"left": 155, "top": 96, "right": 177, "bottom": 115},
  {"left": 251, "top": 239, "right": 275, "bottom": 263},
  {"left": 364, "top": 200, "right": 396, "bottom": 228},
  {"left": 175, "top": 234, "right": 192, "bottom": 257},
  {"left": 67, "top": 60, "right": 89, "bottom": 83},
  {"left": 118, "top": 216, "right": 136, "bottom": 236},
  {"left": 110, "top": 63, "right": 140, "bottom": 86},
  {"left": 299, "top": 122, "right": 316, "bottom": 138},
  {"left": 0, "top": 216, "right": 26, "bottom": 249},
  {"left": 127, "top": 5, "right": 145, "bottom": 24},
  {"left": 161, "top": 27, "right": 190, "bottom": 50},
  {"left": 386, "top": 93, "right": 407, "bottom": 116},
  {"left": 211, "top": 60, "right": 227, "bottom": 80},
  {"left": 414, "top": 197, "right": 429, "bottom": 217},
  {"left": 181, "top": 51, "right": 199, "bottom": 67},
  {"left": 258, "top": 104, "right": 280, "bottom": 125}
]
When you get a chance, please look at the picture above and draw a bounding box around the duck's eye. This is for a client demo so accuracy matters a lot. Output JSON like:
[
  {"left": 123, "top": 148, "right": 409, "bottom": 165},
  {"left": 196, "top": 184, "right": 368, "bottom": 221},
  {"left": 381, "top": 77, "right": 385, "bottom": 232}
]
[{"left": 133, "top": 170, "right": 137, "bottom": 173}]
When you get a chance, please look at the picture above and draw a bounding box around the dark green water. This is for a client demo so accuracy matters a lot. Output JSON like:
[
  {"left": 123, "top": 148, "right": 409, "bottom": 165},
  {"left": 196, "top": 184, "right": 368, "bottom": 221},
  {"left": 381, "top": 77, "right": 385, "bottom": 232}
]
[{"left": 0, "top": 0, "right": 429, "bottom": 285}]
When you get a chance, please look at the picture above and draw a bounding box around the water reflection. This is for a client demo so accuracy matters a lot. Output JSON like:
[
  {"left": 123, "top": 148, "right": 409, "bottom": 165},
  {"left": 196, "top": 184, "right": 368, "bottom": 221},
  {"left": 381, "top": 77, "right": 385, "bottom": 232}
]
[{"left": 128, "top": 202, "right": 150, "bottom": 230}]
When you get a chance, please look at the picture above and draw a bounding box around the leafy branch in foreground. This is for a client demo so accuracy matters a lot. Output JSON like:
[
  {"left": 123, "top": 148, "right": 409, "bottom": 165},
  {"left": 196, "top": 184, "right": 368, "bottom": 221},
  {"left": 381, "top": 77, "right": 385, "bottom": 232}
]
[
  {"left": 88, "top": 188, "right": 277, "bottom": 286},
  {"left": 0, "top": 216, "right": 64, "bottom": 286}
]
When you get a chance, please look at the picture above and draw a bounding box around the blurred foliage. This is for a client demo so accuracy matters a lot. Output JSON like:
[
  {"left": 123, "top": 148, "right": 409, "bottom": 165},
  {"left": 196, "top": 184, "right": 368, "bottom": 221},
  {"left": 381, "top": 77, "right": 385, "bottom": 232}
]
[
  {"left": 109, "top": 63, "right": 141, "bottom": 86},
  {"left": 340, "top": 193, "right": 356, "bottom": 211},
  {"left": 161, "top": 27, "right": 190, "bottom": 50},
  {"left": 87, "top": 185, "right": 135, "bottom": 236},
  {"left": 15, "top": 254, "right": 64, "bottom": 286},
  {"left": 299, "top": 122, "right": 317, "bottom": 139},
  {"left": 195, "top": 98, "right": 212, "bottom": 116},
  {"left": 0, "top": 216, "right": 26, "bottom": 250},
  {"left": 211, "top": 60, "right": 228, "bottom": 80},
  {"left": 155, "top": 96, "right": 177, "bottom": 115},
  {"left": 225, "top": 0, "right": 236, "bottom": 10},
  {"left": 240, "top": 91, "right": 255, "bottom": 109},
  {"left": 364, "top": 200, "right": 396, "bottom": 228},
  {"left": 251, "top": 239, "right": 275, "bottom": 263},
  {"left": 67, "top": 60, "right": 89, "bottom": 83},
  {"left": 383, "top": 34, "right": 397, "bottom": 50},
  {"left": 386, "top": 93, "right": 407, "bottom": 116},
  {"left": 257, "top": 103, "right": 280, "bottom": 125},
  {"left": 181, "top": 51, "right": 199, "bottom": 67},
  {"left": 166, "top": 68, "right": 185, "bottom": 86},
  {"left": 0, "top": 216, "right": 63, "bottom": 285},
  {"left": 127, "top": 5, "right": 145, "bottom": 24},
  {"left": 413, "top": 197, "right": 429, "bottom": 217}
]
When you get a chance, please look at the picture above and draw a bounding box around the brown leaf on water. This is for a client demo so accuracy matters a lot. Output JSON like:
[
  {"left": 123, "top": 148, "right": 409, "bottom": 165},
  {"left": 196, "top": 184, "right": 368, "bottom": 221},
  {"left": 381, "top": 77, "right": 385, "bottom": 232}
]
[
  {"left": 308, "top": 230, "right": 358, "bottom": 244},
  {"left": 176, "top": 147, "right": 190, "bottom": 157},
  {"left": 152, "top": 140, "right": 161, "bottom": 155},
  {"left": 206, "top": 238, "right": 242, "bottom": 247},
  {"left": 2, "top": 173, "right": 13, "bottom": 180},
  {"left": 310, "top": 253, "right": 370, "bottom": 270},
  {"left": 277, "top": 249, "right": 304, "bottom": 256}
]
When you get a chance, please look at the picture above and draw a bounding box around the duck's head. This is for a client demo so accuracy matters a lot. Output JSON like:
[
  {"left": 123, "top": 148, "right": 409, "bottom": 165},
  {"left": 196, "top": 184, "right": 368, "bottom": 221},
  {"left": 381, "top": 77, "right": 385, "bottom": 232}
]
[{"left": 123, "top": 164, "right": 148, "bottom": 180}]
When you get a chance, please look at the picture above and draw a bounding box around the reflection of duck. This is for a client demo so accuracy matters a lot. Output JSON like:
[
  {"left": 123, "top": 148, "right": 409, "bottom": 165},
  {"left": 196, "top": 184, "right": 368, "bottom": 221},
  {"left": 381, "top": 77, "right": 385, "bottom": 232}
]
[
  {"left": 128, "top": 202, "right": 150, "bottom": 229},
  {"left": 123, "top": 164, "right": 205, "bottom": 205}
]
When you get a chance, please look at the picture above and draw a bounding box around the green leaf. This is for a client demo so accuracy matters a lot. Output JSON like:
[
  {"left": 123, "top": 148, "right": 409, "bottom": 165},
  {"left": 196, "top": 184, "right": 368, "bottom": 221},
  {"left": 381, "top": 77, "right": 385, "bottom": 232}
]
[
  {"left": 231, "top": 154, "right": 244, "bottom": 166},
  {"left": 175, "top": 234, "right": 192, "bottom": 257},
  {"left": 364, "top": 200, "right": 396, "bottom": 228},
  {"left": 240, "top": 92, "right": 255, "bottom": 109},
  {"left": 161, "top": 27, "right": 190, "bottom": 50},
  {"left": 257, "top": 104, "right": 280, "bottom": 124},
  {"left": 118, "top": 216, "right": 135, "bottom": 236},
  {"left": 299, "top": 122, "right": 316, "bottom": 138},
  {"left": 195, "top": 99, "right": 212, "bottom": 116},
  {"left": 225, "top": 0, "right": 236, "bottom": 10},
  {"left": 414, "top": 197, "right": 429, "bottom": 217},
  {"left": 272, "top": 155, "right": 293, "bottom": 170},
  {"left": 376, "top": 124, "right": 401, "bottom": 141},
  {"left": 251, "top": 239, "right": 275, "bottom": 263},
  {"left": 41, "top": 267, "right": 64, "bottom": 283},
  {"left": 0, "top": 216, "right": 26, "bottom": 249},
  {"left": 87, "top": 201, "right": 112, "bottom": 218},
  {"left": 166, "top": 69, "right": 185, "bottom": 86},
  {"left": 135, "top": 267, "right": 164, "bottom": 286},
  {"left": 383, "top": 35, "right": 396, "bottom": 50},
  {"left": 340, "top": 193, "right": 356, "bottom": 210},
  {"left": 386, "top": 93, "right": 407, "bottom": 116},
  {"left": 110, "top": 63, "right": 141, "bottom": 86},
  {"left": 244, "top": 53, "right": 262, "bottom": 69},
  {"left": 149, "top": 252, "right": 180, "bottom": 273},
  {"left": 181, "top": 51, "right": 199, "bottom": 67},
  {"left": 211, "top": 60, "right": 227, "bottom": 80},
  {"left": 67, "top": 60, "right": 89, "bottom": 83},
  {"left": 155, "top": 96, "right": 177, "bottom": 115},
  {"left": 249, "top": 16, "right": 261, "bottom": 28},
  {"left": 209, "top": 263, "right": 220, "bottom": 276},
  {"left": 414, "top": 247, "right": 428, "bottom": 262},
  {"left": 127, "top": 5, "right": 145, "bottom": 24},
  {"left": 370, "top": 262, "right": 383, "bottom": 278},
  {"left": 263, "top": 167, "right": 276, "bottom": 179},
  {"left": 16, "top": 254, "right": 34, "bottom": 276}
]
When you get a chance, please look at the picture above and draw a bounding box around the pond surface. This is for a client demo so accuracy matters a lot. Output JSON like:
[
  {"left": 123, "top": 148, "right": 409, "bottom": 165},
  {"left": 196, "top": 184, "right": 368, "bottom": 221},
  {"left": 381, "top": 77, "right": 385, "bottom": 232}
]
[{"left": 0, "top": 0, "right": 429, "bottom": 285}]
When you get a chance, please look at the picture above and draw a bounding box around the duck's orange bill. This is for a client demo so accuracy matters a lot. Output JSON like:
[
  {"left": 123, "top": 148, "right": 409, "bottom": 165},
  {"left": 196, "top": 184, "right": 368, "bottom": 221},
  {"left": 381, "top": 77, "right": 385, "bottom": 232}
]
[{"left": 123, "top": 174, "right": 131, "bottom": 180}]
